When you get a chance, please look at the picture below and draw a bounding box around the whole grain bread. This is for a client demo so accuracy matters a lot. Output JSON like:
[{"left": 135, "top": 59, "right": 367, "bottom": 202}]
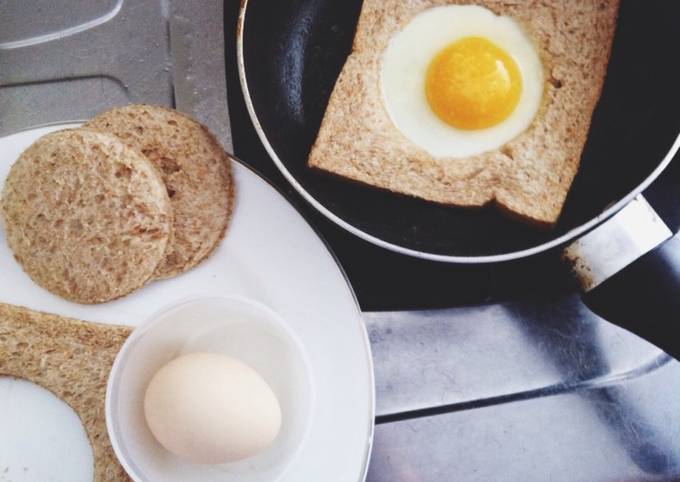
[
  {"left": 85, "top": 105, "right": 234, "bottom": 279},
  {"left": 308, "top": 0, "right": 620, "bottom": 225},
  {"left": 0, "top": 303, "right": 132, "bottom": 481},
  {"left": 1, "top": 129, "right": 172, "bottom": 304}
]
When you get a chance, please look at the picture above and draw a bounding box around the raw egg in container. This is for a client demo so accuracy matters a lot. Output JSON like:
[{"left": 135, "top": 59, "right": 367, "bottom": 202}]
[
  {"left": 106, "top": 296, "right": 313, "bottom": 482},
  {"left": 143, "top": 352, "right": 282, "bottom": 464}
]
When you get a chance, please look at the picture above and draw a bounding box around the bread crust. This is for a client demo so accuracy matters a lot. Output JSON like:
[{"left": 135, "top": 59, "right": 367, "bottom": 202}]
[
  {"left": 0, "top": 303, "right": 132, "bottom": 481},
  {"left": 1, "top": 129, "right": 172, "bottom": 303},
  {"left": 308, "top": 0, "right": 620, "bottom": 225},
  {"left": 85, "top": 105, "right": 234, "bottom": 279}
]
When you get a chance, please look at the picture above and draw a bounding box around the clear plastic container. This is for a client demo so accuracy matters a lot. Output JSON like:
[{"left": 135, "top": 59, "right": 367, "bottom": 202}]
[{"left": 106, "top": 296, "right": 314, "bottom": 482}]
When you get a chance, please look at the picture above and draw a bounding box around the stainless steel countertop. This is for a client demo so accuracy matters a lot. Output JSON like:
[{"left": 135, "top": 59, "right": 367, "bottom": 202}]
[{"left": 2, "top": 1, "right": 680, "bottom": 481}]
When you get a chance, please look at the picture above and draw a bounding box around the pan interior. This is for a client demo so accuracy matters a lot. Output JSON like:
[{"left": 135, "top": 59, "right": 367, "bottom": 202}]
[{"left": 242, "top": 0, "right": 680, "bottom": 258}]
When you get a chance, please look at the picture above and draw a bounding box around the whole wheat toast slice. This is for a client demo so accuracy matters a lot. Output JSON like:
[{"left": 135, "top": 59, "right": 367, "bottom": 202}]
[
  {"left": 308, "top": 0, "right": 619, "bottom": 226},
  {"left": 0, "top": 303, "right": 132, "bottom": 481},
  {"left": 0, "top": 303, "right": 132, "bottom": 482},
  {"left": 85, "top": 105, "right": 235, "bottom": 280},
  {"left": 1, "top": 129, "right": 172, "bottom": 303}
]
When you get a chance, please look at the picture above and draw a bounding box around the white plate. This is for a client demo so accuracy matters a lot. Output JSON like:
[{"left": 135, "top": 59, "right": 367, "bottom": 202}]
[{"left": 0, "top": 125, "right": 375, "bottom": 482}]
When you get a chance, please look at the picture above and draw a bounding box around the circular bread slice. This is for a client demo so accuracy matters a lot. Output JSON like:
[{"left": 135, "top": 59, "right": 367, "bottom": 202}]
[
  {"left": 1, "top": 129, "right": 172, "bottom": 304},
  {"left": 84, "top": 105, "right": 234, "bottom": 280}
]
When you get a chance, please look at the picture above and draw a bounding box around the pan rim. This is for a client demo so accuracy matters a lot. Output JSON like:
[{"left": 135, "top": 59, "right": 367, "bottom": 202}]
[{"left": 236, "top": 0, "right": 680, "bottom": 264}]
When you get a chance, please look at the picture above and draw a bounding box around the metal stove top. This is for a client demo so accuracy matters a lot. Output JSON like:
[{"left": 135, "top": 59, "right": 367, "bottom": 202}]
[{"left": 2, "top": 1, "right": 680, "bottom": 480}]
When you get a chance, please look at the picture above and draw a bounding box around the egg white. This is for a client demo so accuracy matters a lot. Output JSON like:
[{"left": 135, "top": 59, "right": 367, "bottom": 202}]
[{"left": 381, "top": 5, "right": 544, "bottom": 159}]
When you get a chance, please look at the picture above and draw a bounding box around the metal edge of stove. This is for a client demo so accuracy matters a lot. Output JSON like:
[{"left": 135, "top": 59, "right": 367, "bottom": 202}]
[
  {"left": 367, "top": 293, "right": 672, "bottom": 419},
  {"left": 0, "top": 0, "right": 232, "bottom": 151}
]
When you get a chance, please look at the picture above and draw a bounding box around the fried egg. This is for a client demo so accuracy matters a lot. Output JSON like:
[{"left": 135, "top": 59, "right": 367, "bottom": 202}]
[{"left": 381, "top": 5, "right": 543, "bottom": 158}]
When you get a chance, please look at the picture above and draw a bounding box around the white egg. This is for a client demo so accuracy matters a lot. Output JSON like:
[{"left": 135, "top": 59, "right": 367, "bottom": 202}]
[
  {"left": 144, "top": 352, "right": 282, "bottom": 465},
  {"left": 381, "top": 5, "right": 544, "bottom": 158}
]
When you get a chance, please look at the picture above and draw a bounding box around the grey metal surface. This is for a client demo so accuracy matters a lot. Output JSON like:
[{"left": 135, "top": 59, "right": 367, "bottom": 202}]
[
  {"left": 3, "top": 1, "right": 680, "bottom": 481},
  {"left": 0, "top": 0, "right": 231, "bottom": 150},
  {"left": 168, "top": 0, "right": 232, "bottom": 149},
  {"left": 367, "top": 298, "right": 680, "bottom": 480},
  {"left": 368, "top": 358, "right": 680, "bottom": 482},
  {"left": 366, "top": 294, "right": 668, "bottom": 418},
  {"left": 0, "top": 0, "right": 121, "bottom": 46},
  {"left": 0, "top": 0, "right": 170, "bottom": 131}
]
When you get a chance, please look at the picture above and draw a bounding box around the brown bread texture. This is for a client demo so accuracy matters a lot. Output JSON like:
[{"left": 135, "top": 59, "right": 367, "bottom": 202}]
[
  {"left": 0, "top": 303, "right": 132, "bottom": 481},
  {"left": 1, "top": 129, "right": 172, "bottom": 303},
  {"left": 308, "top": 0, "right": 620, "bottom": 225},
  {"left": 85, "top": 105, "right": 234, "bottom": 279}
]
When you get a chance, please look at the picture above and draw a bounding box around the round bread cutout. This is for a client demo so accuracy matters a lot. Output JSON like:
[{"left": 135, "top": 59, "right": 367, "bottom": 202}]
[
  {"left": 85, "top": 105, "right": 234, "bottom": 279},
  {"left": 1, "top": 129, "right": 172, "bottom": 304}
]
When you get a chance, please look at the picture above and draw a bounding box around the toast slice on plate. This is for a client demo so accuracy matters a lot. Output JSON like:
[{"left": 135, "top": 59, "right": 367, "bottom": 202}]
[{"left": 0, "top": 303, "right": 131, "bottom": 481}]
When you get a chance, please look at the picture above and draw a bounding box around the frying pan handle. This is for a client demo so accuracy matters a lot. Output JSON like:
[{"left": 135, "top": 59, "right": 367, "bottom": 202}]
[{"left": 563, "top": 195, "right": 680, "bottom": 359}]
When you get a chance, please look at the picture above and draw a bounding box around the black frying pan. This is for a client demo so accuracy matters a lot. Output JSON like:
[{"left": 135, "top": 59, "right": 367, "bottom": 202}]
[
  {"left": 237, "top": 0, "right": 680, "bottom": 355},
  {"left": 237, "top": 0, "right": 680, "bottom": 261}
]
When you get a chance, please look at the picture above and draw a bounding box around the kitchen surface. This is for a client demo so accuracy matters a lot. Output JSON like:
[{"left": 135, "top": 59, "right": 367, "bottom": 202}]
[{"left": 2, "top": 0, "right": 680, "bottom": 480}]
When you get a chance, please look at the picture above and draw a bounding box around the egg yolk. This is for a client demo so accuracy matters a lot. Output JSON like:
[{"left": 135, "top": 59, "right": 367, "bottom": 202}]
[{"left": 425, "top": 36, "right": 522, "bottom": 130}]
